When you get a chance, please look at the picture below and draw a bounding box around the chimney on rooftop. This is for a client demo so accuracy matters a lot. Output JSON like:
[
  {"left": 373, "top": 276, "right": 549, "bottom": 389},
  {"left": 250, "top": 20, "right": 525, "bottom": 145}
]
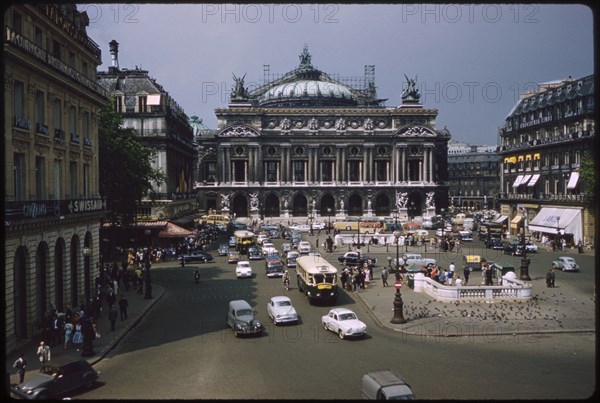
[{"left": 109, "top": 40, "right": 119, "bottom": 69}]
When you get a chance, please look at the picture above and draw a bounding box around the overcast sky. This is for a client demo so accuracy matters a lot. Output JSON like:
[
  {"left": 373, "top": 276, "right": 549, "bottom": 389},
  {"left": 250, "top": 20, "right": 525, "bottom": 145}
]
[{"left": 85, "top": 3, "right": 593, "bottom": 145}]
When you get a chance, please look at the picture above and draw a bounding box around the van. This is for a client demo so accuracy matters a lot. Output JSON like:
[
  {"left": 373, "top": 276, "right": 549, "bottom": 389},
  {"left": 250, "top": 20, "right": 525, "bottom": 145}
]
[
  {"left": 463, "top": 218, "right": 475, "bottom": 230},
  {"left": 452, "top": 213, "right": 466, "bottom": 225},
  {"left": 361, "top": 369, "right": 415, "bottom": 400}
]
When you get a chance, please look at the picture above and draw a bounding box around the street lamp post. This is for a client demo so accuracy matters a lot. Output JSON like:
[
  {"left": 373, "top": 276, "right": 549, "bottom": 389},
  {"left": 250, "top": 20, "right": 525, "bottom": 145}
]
[
  {"left": 357, "top": 217, "right": 361, "bottom": 259},
  {"left": 327, "top": 207, "right": 332, "bottom": 235},
  {"left": 390, "top": 230, "right": 407, "bottom": 324},
  {"left": 309, "top": 212, "right": 314, "bottom": 236},
  {"left": 519, "top": 220, "right": 531, "bottom": 280}
]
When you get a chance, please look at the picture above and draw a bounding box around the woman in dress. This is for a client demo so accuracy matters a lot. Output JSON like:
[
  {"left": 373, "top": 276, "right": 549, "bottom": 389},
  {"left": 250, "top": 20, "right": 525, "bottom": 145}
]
[
  {"left": 72, "top": 322, "right": 83, "bottom": 351},
  {"left": 64, "top": 321, "right": 74, "bottom": 349}
]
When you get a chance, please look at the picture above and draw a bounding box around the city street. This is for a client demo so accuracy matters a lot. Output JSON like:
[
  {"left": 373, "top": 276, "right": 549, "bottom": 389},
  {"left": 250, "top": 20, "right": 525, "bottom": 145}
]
[{"left": 76, "top": 232, "right": 595, "bottom": 400}]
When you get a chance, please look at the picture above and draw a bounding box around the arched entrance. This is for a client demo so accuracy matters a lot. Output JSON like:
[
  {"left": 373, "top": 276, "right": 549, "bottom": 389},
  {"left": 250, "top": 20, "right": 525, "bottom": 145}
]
[
  {"left": 292, "top": 193, "right": 308, "bottom": 217},
  {"left": 348, "top": 193, "right": 363, "bottom": 216},
  {"left": 13, "top": 246, "right": 28, "bottom": 340},
  {"left": 70, "top": 236, "right": 79, "bottom": 306},
  {"left": 375, "top": 193, "right": 391, "bottom": 216},
  {"left": 319, "top": 193, "right": 335, "bottom": 216},
  {"left": 264, "top": 193, "right": 280, "bottom": 217},
  {"left": 232, "top": 194, "right": 248, "bottom": 217},
  {"left": 36, "top": 243, "right": 49, "bottom": 327},
  {"left": 54, "top": 238, "right": 65, "bottom": 311}
]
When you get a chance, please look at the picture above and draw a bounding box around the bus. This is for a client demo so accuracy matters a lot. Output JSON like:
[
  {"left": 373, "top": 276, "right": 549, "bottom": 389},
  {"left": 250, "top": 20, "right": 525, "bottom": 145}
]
[
  {"left": 333, "top": 220, "right": 384, "bottom": 234},
  {"left": 197, "top": 214, "right": 230, "bottom": 228},
  {"left": 234, "top": 230, "right": 255, "bottom": 254},
  {"left": 296, "top": 256, "right": 338, "bottom": 304}
]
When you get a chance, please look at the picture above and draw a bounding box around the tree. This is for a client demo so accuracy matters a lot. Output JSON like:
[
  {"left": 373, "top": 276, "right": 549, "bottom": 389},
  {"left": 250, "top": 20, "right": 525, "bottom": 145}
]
[
  {"left": 98, "top": 98, "right": 165, "bottom": 226},
  {"left": 579, "top": 150, "right": 595, "bottom": 199}
]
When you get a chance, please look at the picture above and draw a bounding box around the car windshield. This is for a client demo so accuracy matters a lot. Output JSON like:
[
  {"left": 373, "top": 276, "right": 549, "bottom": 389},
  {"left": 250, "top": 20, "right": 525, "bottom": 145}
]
[
  {"left": 276, "top": 301, "right": 291, "bottom": 307},
  {"left": 41, "top": 364, "right": 60, "bottom": 375},
  {"left": 236, "top": 309, "right": 253, "bottom": 316},
  {"left": 339, "top": 313, "right": 357, "bottom": 321}
]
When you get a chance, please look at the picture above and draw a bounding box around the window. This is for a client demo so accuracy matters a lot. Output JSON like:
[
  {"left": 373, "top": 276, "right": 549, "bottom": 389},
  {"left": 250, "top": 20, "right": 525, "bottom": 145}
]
[
  {"left": 68, "top": 106, "right": 77, "bottom": 135},
  {"left": 36, "top": 157, "right": 45, "bottom": 200},
  {"left": 53, "top": 40, "right": 61, "bottom": 59},
  {"left": 53, "top": 99, "right": 62, "bottom": 129},
  {"left": 376, "top": 161, "right": 387, "bottom": 181},
  {"left": 205, "top": 161, "right": 216, "bottom": 182},
  {"left": 14, "top": 80, "right": 25, "bottom": 118},
  {"left": 83, "top": 164, "right": 90, "bottom": 197},
  {"left": 34, "top": 27, "right": 43, "bottom": 47},
  {"left": 82, "top": 111, "right": 89, "bottom": 139},
  {"left": 266, "top": 161, "right": 278, "bottom": 181},
  {"left": 563, "top": 152, "right": 569, "bottom": 165},
  {"left": 12, "top": 10, "right": 22, "bottom": 34},
  {"left": 321, "top": 161, "right": 333, "bottom": 182},
  {"left": 574, "top": 150, "right": 581, "bottom": 164},
  {"left": 293, "top": 161, "right": 305, "bottom": 181},
  {"left": 137, "top": 95, "right": 148, "bottom": 113},
  {"left": 233, "top": 160, "right": 245, "bottom": 182},
  {"left": 54, "top": 160, "right": 62, "bottom": 199},
  {"left": 82, "top": 62, "right": 88, "bottom": 78},
  {"left": 35, "top": 91, "right": 45, "bottom": 124},
  {"left": 115, "top": 95, "right": 124, "bottom": 112},
  {"left": 13, "top": 153, "right": 26, "bottom": 201},
  {"left": 348, "top": 161, "right": 360, "bottom": 181},
  {"left": 68, "top": 52, "right": 75, "bottom": 68},
  {"left": 69, "top": 161, "right": 78, "bottom": 197}
]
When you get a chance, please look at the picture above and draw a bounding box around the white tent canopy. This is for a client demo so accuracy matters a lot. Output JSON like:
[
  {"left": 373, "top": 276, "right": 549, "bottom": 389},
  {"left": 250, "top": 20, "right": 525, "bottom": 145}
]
[{"left": 527, "top": 207, "right": 582, "bottom": 243}]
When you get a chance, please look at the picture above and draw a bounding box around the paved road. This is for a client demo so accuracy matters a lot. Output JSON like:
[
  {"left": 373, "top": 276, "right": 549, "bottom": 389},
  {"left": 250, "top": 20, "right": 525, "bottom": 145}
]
[{"left": 6, "top": 230, "right": 596, "bottom": 399}]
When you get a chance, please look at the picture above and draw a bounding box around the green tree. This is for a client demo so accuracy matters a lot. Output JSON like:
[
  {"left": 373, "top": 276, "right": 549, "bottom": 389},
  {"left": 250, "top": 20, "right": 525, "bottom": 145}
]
[
  {"left": 99, "top": 98, "right": 165, "bottom": 226},
  {"left": 579, "top": 150, "right": 595, "bottom": 199}
]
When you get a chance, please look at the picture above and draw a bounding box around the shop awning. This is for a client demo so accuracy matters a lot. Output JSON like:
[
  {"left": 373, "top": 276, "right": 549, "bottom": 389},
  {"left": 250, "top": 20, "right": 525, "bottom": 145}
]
[
  {"left": 512, "top": 175, "right": 524, "bottom": 187},
  {"left": 527, "top": 174, "right": 540, "bottom": 187},
  {"left": 520, "top": 174, "right": 532, "bottom": 186},
  {"left": 527, "top": 207, "right": 582, "bottom": 243},
  {"left": 493, "top": 215, "right": 508, "bottom": 224},
  {"left": 158, "top": 221, "right": 194, "bottom": 238},
  {"left": 566, "top": 172, "right": 579, "bottom": 189}
]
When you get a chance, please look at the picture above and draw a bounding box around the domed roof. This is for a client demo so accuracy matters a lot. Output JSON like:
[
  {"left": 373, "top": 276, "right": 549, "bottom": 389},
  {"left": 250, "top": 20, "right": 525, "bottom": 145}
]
[{"left": 261, "top": 80, "right": 355, "bottom": 102}]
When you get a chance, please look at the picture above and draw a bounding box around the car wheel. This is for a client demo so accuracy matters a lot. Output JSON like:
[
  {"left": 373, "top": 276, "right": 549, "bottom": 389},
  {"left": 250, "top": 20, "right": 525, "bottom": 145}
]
[
  {"left": 338, "top": 330, "right": 345, "bottom": 339},
  {"left": 346, "top": 226, "right": 351, "bottom": 231},
  {"left": 323, "top": 321, "right": 328, "bottom": 330}
]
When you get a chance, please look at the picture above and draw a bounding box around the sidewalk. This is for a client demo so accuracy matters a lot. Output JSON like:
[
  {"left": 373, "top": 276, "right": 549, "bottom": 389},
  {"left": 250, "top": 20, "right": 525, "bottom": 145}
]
[{"left": 5, "top": 283, "right": 164, "bottom": 387}]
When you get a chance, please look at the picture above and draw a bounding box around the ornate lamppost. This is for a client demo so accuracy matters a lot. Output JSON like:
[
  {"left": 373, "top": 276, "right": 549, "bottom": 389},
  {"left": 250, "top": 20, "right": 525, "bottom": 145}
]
[
  {"left": 519, "top": 220, "right": 531, "bottom": 281},
  {"left": 327, "top": 207, "right": 332, "bottom": 235},
  {"left": 391, "top": 230, "right": 407, "bottom": 324}
]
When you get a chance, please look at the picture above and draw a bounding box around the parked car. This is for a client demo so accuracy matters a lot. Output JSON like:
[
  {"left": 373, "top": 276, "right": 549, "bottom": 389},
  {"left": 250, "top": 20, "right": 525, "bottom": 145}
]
[
  {"left": 525, "top": 241, "right": 538, "bottom": 253},
  {"left": 289, "top": 224, "right": 311, "bottom": 232},
  {"left": 178, "top": 251, "right": 214, "bottom": 263},
  {"left": 267, "top": 296, "right": 299, "bottom": 325},
  {"left": 226, "top": 299, "right": 263, "bottom": 337},
  {"left": 321, "top": 308, "right": 367, "bottom": 339},
  {"left": 286, "top": 251, "right": 299, "bottom": 267},
  {"left": 228, "top": 250, "right": 241, "bottom": 263},
  {"left": 400, "top": 253, "right": 436, "bottom": 267},
  {"left": 297, "top": 241, "right": 311, "bottom": 254},
  {"left": 248, "top": 246, "right": 263, "bottom": 260},
  {"left": 503, "top": 242, "right": 525, "bottom": 256},
  {"left": 552, "top": 256, "right": 580, "bottom": 272},
  {"left": 485, "top": 238, "right": 505, "bottom": 250},
  {"left": 235, "top": 261, "right": 253, "bottom": 278},
  {"left": 10, "top": 357, "right": 98, "bottom": 400},
  {"left": 337, "top": 252, "right": 378, "bottom": 266},
  {"left": 217, "top": 244, "right": 230, "bottom": 256}
]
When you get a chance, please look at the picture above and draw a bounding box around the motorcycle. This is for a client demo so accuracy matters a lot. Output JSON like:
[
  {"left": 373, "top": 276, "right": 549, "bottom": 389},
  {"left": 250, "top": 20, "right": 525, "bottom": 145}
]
[{"left": 283, "top": 275, "right": 290, "bottom": 291}]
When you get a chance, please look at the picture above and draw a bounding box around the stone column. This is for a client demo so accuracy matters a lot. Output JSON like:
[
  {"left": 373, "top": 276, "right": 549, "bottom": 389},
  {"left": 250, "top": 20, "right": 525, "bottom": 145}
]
[
  {"left": 364, "top": 143, "right": 374, "bottom": 183},
  {"left": 399, "top": 144, "right": 407, "bottom": 182}
]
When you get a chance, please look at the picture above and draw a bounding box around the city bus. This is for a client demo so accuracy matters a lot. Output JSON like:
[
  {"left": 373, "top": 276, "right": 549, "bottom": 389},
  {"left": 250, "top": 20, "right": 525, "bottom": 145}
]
[
  {"left": 234, "top": 230, "right": 255, "bottom": 254},
  {"left": 296, "top": 256, "right": 338, "bottom": 304},
  {"left": 333, "top": 220, "right": 384, "bottom": 234},
  {"left": 197, "top": 214, "right": 230, "bottom": 227}
]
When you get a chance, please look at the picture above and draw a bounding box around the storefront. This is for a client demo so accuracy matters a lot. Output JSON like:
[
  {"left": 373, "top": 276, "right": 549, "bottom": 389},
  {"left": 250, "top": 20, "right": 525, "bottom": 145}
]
[{"left": 527, "top": 207, "right": 583, "bottom": 244}]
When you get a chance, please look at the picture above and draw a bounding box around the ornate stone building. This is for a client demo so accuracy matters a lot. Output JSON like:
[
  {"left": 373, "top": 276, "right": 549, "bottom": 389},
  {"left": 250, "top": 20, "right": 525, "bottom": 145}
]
[
  {"left": 195, "top": 47, "right": 450, "bottom": 221},
  {"left": 497, "top": 74, "right": 595, "bottom": 244},
  {"left": 4, "top": 4, "right": 107, "bottom": 352}
]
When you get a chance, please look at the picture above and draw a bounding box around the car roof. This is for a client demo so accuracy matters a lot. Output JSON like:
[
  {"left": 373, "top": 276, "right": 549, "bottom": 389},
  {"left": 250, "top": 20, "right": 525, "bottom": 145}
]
[
  {"left": 271, "top": 296, "right": 291, "bottom": 303},
  {"left": 237, "top": 260, "right": 250, "bottom": 265},
  {"left": 229, "top": 299, "right": 252, "bottom": 309},
  {"left": 44, "top": 356, "right": 89, "bottom": 367},
  {"left": 329, "top": 307, "right": 354, "bottom": 315}
]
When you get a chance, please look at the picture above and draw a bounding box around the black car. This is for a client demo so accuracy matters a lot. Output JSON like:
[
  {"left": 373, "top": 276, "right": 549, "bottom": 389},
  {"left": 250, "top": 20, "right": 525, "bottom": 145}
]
[
  {"left": 248, "top": 247, "right": 263, "bottom": 260},
  {"left": 11, "top": 357, "right": 98, "bottom": 400},
  {"left": 337, "top": 252, "right": 378, "bottom": 266},
  {"left": 503, "top": 242, "right": 525, "bottom": 256},
  {"left": 485, "top": 238, "right": 505, "bottom": 250},
  {"left": 177, "top": 251, "right": 214, "bottom": 263}
]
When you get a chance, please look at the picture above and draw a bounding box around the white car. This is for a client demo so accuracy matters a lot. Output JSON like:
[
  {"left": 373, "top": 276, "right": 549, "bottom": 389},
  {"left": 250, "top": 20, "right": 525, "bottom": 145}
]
[
  {"left": 261, "top": 242, "right": 277, "bottom": 255},
  {"left": 235, "top": 261, "right": 253, "bottom": 278},
  {"left": 289, "top": 224, "right": 311, "bottom": 232},
  {"left": 297, "top": 241, "right": 311, "bottom": 254},
  {"left": 266, "top": 296, "right": 299, "bottom": 325},
  {"left": 525, "top": 241, "right": 538, "bottom": 253},
  {"left": 552, "top": 256, "right": 580, "bottom": 272},
  {"left": 256, "top": 234, "right": 269, "bottom": 245},
  {"left": 321, "top": 308, "right": 367, "bottom": 339}
]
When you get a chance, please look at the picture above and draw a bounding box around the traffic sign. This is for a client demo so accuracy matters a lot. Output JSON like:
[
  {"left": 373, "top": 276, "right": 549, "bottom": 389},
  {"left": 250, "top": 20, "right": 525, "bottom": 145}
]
[{"left": 394, "top": 281, "right": 402, "bottom": 289}]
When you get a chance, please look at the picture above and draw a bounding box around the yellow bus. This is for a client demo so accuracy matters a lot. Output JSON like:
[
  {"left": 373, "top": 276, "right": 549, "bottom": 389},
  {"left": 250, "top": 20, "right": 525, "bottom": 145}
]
[
  {"left": 296, "top": 256, "right": 338, "bottom": 304},
  {"left": 333, "top": 220, "right": 384, "bottom": 234},
  {"left": 234, "top": 230, "right": 255, "bottom": 254},
  {"left": 197, "top": 214, "right": 230, "bottom": 227}
]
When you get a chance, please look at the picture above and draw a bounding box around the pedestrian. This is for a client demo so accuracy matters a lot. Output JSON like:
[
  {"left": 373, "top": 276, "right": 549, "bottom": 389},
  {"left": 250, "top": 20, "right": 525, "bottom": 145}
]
[
  {"left": 447, "top": 262, "right": 456, "bottom": 285},
  {"left": 64, "top": 321, "right": 74, "bottom": 349},
  {"left": 455, "top": 275, "right": 462, "bottom": 287},
  {"left": 546, "top": 268, "right": 556, "bottom": 288},
  {"left": 13, "top": 352, "right": 27, "bottom": 384},
  {"left": 72, "top": 322, "right": 83, "bottom": 351},
  {"left": 463, "top": 266, "right": 470, "bottom": 285},
  {"left": 381, "top": 266, "right": 389, "bottom": 287},
  {"left": 36, "top": 340, "right": 51, "bottom": 369},
  {"left": 577, "top": 240, "right": 583, "bottom": 253},
  {"left": 119, "top": 294, "right": 129, "bottom": 320},
  {"left": 550, "top": 268, "right": 556, "bottom": 287},
  {"left": 109, "top": 304, "right": 118, "bottom": 331}
]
